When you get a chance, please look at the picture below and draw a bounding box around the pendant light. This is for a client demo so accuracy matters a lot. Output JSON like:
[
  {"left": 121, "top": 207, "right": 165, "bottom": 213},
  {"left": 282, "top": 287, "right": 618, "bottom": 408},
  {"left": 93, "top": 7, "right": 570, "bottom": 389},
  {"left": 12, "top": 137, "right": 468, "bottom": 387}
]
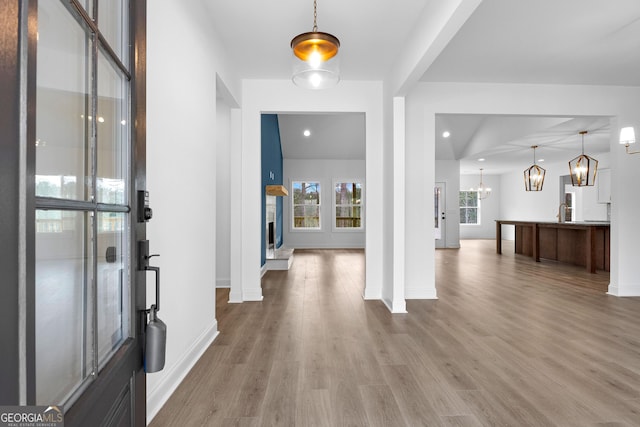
[
  {"left": 568, "top": 131, "right": 598, "bottom": 186},
  {"left": 524, "top": 145, "right": 546, "bottom": 191},
  {"left": 290, "top": 0, "right": 340, "bottom": 89},
  {"left": 471, "top": 168, "right": 492, "bottom": 200}
]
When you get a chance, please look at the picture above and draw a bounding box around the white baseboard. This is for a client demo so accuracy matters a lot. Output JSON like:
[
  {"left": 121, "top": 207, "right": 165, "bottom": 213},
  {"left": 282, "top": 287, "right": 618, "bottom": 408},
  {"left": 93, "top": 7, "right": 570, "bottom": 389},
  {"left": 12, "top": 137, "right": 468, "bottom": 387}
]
[
  {"left": 382, "top": 297, "right": 408, "bottom": 313},
  {"left": 216, "top": 278, "right": 230, "bottom": 288},
  {"left": 147, "top": 322, "right": 219, "bottom": 423},
  {"left": 264, "top": 257, "right": 293, "bottom": 270},
  {"left": 607, "top": 282, "right": 640, "bottom": 297},
  {"left": 289, "top": 244, "right": 365, "bottom": 249},
  {"left": 362, "top": 287, "right": 381, "bottom": 300},
  {"left": 242, "top": 287, "right": 264, "bottom": 301},
  {"left": 260, "top": 264, "right": 268, "bottom": 278},
  {"left": 228, "top": 288, "right": 243, "bottom": 303},
  {"left": 405, "top": 287, "right": 438, "bottom": 300}
]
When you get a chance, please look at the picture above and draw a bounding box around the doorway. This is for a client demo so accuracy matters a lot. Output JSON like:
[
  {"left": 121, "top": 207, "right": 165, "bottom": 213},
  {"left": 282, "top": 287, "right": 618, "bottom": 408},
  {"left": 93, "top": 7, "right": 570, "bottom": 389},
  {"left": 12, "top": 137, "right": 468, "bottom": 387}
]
[{"left": 435, "top": 182, "right": 446, "bottom": 248}]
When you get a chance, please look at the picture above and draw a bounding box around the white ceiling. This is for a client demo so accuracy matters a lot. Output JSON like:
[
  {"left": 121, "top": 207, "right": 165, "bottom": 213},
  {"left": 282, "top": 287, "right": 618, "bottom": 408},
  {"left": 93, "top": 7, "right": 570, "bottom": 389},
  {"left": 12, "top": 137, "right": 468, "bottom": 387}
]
[
  {"left": 421, "top": 0, "right": 640, "bottom": 86},
  {"left": 437, "top": 115, "right": 611, "bottom": 175},
  {"left": 207, "top": 0, "right": 640, "bottom": 171},
  {"left": 277, "top": 113, "right": 365, "bottom": 160},
  {"left": 206, "top": 0, "right": 427, "bottom": 81}
]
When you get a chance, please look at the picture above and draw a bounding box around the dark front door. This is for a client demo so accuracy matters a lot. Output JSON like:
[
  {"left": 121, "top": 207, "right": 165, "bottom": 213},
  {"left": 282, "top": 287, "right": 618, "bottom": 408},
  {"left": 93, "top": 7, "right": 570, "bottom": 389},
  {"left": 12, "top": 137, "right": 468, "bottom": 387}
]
[{"left": 1, "top": 0, "right": 148, "bottom": 425}]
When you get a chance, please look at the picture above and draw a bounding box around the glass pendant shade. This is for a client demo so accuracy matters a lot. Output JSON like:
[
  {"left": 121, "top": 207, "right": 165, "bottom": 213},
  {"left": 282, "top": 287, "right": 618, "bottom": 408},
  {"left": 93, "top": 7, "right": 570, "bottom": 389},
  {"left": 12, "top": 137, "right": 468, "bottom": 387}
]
[
  {"left": 524, "top": 145, "right": 545, "bottom": 191},
  {"left": 291, "top": 50, "right": 340, "bottom": 90},
  {"left": 290, "top": 0, "right": 340, "bottom": 90},
  {"left": 569, "top": 131, "right": 598, "bottom": 187}
]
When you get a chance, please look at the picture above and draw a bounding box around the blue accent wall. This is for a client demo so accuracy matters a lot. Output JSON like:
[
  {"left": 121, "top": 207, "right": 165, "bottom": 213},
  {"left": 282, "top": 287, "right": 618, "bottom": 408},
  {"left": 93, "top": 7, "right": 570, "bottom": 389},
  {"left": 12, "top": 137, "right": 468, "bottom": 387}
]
[{"left": 261, "top": 114, "right": 284, "bottom": 266}]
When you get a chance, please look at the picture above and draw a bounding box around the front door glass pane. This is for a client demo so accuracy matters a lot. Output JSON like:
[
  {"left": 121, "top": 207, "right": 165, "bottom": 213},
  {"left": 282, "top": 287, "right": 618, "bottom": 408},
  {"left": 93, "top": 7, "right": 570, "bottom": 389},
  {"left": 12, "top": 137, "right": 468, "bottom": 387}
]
[
  {"left": 96, "top": 50, "right": 129, "bottom": 205},
  {"left": 97, "top": 212, "right": 130, "bottom": 367},
  {"left": 36, "top": 0, "right": 89, "bottom": 201},
  {"left": 35, "top": 211, "right": 93, "bottom": 404},
  {"left": 98, "top": 0, "right": 129, "bottom": 68}
]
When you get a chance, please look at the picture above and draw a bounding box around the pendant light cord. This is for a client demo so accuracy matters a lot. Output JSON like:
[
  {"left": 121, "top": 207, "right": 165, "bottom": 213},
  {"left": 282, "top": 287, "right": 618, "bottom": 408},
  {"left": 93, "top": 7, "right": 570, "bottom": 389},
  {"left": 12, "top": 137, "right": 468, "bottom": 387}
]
[
  {"left": 579, "top": 130, "right": 587, "bottom": 155},
  {"left": 313, "top": 0, "right": 318, "bottom": 32}
]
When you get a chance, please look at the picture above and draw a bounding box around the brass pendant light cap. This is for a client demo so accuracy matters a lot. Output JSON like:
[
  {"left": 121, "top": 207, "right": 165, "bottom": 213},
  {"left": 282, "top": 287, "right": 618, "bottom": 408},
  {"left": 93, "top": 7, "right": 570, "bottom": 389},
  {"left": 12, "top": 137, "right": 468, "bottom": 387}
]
[{"left": 291, "top": 31, "right": 340, "bottom": 61}]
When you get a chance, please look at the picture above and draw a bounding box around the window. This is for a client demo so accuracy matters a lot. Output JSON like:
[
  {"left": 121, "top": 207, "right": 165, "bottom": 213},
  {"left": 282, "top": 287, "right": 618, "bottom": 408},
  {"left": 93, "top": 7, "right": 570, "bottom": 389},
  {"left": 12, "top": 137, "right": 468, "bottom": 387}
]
[
  {"left": 334, "top": 181, "right": 363, "bottom": 229},
  {"left": 292, "top": 181, "right": 321, "bottom": 229},
  {"left": 460, "top": 191, "right": 479, "bottom": 225}
]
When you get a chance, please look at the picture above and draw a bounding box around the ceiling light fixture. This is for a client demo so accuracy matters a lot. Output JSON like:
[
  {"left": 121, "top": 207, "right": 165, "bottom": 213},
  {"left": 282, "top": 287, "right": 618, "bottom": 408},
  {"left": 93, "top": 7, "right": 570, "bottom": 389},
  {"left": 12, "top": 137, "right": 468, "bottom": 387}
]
[
  {"left": 619, "top": 126, "right": 639, "bottom": 154},
  {"left": 291, "top": 0, "right": 340, "bottom": 90},
  {"left": 524, "top": 145, "right": 545, "bottom": 191},
  {"left": 569, "top": 130, "right": 598, "bottom": 187},
  {"left": 471, "top": 168, "right": 492, "bottom": 200},
  {"left": 303, "top": 129, "right": 311, "bottom": 137},
  {"left": 442, "top": 131, "right": 450, "bottom": 138},
  {"left": 478, "top": 158, "right": 485, "bottom": 162}
]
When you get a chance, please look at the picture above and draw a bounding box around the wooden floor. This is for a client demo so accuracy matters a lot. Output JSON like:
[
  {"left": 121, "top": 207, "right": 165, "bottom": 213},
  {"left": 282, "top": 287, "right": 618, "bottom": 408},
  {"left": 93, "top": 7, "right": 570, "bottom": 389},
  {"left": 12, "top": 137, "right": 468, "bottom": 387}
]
[{"left": 150, "top": 241, "right": 640, "bottom": 426}]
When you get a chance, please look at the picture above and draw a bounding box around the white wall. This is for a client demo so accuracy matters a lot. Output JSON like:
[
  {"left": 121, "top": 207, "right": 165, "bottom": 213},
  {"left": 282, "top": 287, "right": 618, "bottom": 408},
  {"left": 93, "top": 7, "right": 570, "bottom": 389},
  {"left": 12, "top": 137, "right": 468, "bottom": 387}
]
[
  {"left": 283, "top": 159, "right": 365, "bottom": 249},
  {"left": 146, "top": 0, "right": 239, "bottom": 421},
  {"left": 435, "top": 160, "right": 461, "bottom": 247},
  {"left": 459, "top": 173, "right": 500, "bottom": 239},
  {"left": 216, "top": 99, "right": 231, "bottom": 288},
  {"left": 405, "top": 82, "right": 640, "bottom": 299}
]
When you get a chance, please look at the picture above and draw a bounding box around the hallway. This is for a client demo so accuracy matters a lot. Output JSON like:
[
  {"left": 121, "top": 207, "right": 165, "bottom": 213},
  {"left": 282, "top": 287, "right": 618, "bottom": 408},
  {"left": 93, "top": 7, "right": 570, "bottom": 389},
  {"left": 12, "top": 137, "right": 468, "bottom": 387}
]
[{"left": 151, "top": 243, "right": 640, "bottom": 426}]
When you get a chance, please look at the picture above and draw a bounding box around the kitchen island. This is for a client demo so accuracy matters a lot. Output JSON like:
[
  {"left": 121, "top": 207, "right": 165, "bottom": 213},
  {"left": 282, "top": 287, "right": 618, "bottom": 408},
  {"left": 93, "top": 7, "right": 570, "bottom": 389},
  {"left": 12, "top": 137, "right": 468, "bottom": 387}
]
[{"left": 496, "top": 220, "right": 610, "bottom": 273}]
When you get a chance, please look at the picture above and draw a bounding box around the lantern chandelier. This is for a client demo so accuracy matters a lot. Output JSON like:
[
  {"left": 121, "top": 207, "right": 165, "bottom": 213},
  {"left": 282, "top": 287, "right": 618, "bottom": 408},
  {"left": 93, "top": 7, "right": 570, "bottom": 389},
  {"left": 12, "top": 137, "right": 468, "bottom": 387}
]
[
  {"left": 472, "top": 168, "right": 492, "bottom": 200},
  {"left": 290, "top": 0, "right": 340, "bottom": 89},
  {"left": 524, "top": 145, "right": 546, "bottom": 191},
  {"left": 569, "top": 131, "right": 598, "bottom": 187}
]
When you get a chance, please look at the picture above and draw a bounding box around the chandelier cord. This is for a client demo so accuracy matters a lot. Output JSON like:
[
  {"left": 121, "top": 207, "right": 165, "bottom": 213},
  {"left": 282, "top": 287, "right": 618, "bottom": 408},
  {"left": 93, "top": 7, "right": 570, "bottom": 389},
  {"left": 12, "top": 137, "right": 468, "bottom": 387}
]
[{"left": 313, "top": 0, "right": 318, "bottom": 32}]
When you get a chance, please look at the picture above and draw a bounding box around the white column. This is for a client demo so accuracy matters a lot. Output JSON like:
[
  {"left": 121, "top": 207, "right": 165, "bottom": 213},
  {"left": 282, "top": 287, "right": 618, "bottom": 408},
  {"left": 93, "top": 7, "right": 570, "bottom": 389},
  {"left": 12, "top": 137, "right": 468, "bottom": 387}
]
[
  {"left": 391, "top": 97, "right": 408, "bottom": 312},
  {"left": 608, "top": 115, "right": 640, "bottom": 296},
  {"left": 229, "top": 107, "right": 244, "bottom": 302}
]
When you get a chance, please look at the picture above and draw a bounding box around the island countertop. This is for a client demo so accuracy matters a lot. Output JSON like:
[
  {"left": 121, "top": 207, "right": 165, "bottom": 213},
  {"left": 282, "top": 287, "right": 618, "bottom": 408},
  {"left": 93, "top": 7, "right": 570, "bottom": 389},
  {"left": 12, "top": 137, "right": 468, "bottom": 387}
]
[{"left": 496, "top": 220, "right": 610, "bottom": 273}]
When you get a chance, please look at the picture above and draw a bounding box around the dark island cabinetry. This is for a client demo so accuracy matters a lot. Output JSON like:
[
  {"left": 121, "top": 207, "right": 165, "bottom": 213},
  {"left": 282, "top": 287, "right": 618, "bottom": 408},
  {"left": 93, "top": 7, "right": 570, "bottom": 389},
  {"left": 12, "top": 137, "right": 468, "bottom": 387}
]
[{"left": 496, "top": 220, "right": 610, "bottom": 273}]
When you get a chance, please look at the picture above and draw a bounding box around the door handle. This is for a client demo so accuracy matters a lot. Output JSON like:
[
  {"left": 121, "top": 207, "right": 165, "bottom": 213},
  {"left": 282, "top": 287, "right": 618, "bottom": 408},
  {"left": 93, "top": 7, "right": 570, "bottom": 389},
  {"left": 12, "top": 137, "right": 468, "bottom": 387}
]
[
  {"left": 138, "top": 240, "right": 167, "bottom": 373},
  {"left": 143, "top": 264, "right": 166, "bottom": 373},
  {"left": 138, "top": 240, "right": 161, "bottom": 313},
  {"left": 145, "top": 265, "right": 160, "bottom": 313}
]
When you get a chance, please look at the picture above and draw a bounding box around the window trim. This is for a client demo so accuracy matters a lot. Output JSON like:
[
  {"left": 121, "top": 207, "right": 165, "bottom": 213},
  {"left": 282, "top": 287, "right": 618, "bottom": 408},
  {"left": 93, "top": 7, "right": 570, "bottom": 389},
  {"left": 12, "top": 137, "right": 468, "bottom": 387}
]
[
  {"left": 459, "top": 190, "right": 481, "bottom": 226},
  {"left": 290, "top": 180, "right": 322, "bottom": 231},
  {"left": 332, "top": 178, "right": 364, "bottom": 232}
]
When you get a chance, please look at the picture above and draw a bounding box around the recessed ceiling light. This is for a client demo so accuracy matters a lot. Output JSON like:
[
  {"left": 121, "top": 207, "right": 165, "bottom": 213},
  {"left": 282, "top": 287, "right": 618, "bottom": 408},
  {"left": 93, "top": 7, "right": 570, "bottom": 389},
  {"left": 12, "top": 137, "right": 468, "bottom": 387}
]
[
  {"left": 478, "top": 158, "right": 485, "bottom": 162},
  {"left": 303, "top": 129, "right": 311, "bottom": 137},
  {"left": 539, "top": 158, "right": 545, "bottom": 162},
  {"left": 442, "top": 131, "right": 450, "bottom": 138}
]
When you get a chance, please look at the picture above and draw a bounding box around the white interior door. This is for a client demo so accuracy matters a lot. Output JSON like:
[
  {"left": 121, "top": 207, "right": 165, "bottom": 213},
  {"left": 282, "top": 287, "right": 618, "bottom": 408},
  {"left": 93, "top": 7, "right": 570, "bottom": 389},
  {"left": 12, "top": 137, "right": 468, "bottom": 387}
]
[{"left": 435, "top": 182, "right": 446, "bottom": 248}]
